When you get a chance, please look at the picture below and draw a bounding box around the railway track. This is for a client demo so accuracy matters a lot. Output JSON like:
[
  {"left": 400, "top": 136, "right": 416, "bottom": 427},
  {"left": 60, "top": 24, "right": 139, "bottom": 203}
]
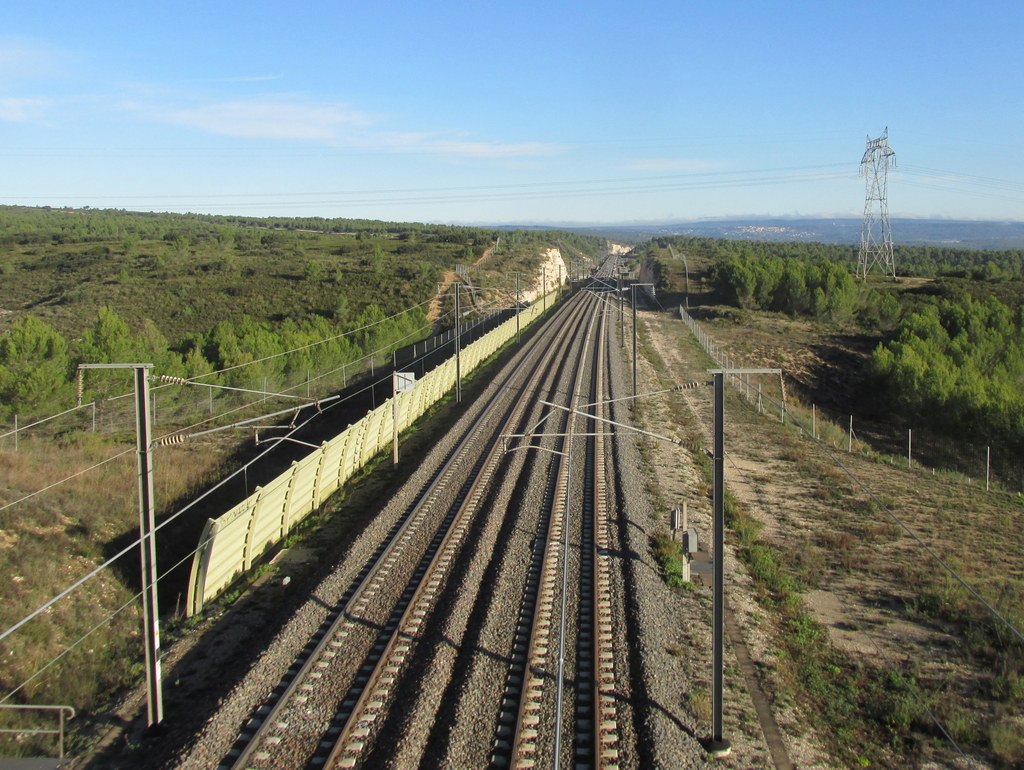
[
  {"left": 579, "top": 293, "right": 621, "bottom": 769},
  {"left": 130, "top": 253, "right": 724, "bottom": 770},
  {"left": 221, "top": 288, "right": 610, "bottom": 769},
  {"left": 493, "top": 282, "right": 624, "bottom": 769}
]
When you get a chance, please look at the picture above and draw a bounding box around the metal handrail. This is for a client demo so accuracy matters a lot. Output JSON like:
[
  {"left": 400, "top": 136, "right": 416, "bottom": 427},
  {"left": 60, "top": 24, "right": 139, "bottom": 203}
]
[{"left": 0, "top": 704, "right": 76, "bottom": 758}]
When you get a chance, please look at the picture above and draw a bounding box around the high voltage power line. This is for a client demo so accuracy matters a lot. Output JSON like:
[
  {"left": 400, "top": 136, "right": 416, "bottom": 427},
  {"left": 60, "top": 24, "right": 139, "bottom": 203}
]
[
  {"left": 6, "top": 162, "right": 1022, "bottom": 212},
  {"left": 3, "top": 164, "right": 855, "bottom": 211}
]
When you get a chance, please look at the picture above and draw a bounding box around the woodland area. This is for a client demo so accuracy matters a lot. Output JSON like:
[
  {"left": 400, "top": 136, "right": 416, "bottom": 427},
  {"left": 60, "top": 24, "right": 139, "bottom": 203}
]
[
  {"left": 688, "top": 237, "right": 1024, "bottom": 462},
  {"left": 0, "top": 206, "right": 600, "bottom": 423}
]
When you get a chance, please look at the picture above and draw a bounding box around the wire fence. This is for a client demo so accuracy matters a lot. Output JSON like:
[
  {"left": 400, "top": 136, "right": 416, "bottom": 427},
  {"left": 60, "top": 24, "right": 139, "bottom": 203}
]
[{"left": 677, "top": 305, "right": 1024, "bottom": 496}]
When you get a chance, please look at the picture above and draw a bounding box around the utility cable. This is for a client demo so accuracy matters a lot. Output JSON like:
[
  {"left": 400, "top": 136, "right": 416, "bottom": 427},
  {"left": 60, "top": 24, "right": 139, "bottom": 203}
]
[
  {"left": 0, "top": 448, "right": 134, "bottom": 514},
  {"left": 1, "top": 591, "right": 141, "bottom": 705},
  {"left": 0, "top": 291, "right": 525, "bottom": 652},
  {"left": 176, "top": 295, "right": 438, "bottom": 384},
  {"left": 2, "top": 296, "right": 448, "bottom": 442},
  {"left": 0, "top": 397, "right": 333, "bottom": 645},
  {"left": 1, "top": 315, "right": 438, "bottom": 514},
  {"left": 8, "top": 163, "right": 852, "bottom": 205},
  {"left": 4, "top": 306, "right": 454, "bottom": 462}
]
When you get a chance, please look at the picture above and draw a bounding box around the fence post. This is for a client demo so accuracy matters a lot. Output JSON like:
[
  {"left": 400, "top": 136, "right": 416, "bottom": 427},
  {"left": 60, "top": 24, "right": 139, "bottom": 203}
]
[
  {"left": 849, "top": 416, "right": 853, "bottom": 452},
  {"left": 779, "top": 373, "right": 787, "bottom": 425},
  {"left": 13, "top": 414, "right": 17, "bottom": 452},
  {"left": 812, "top": 404, "right": 816, "bottom": 440},
  {"left": 986, "top": 446, "right": 991, "bottom": 491},
  {"left": 908, "top": 429, "right": 912, "bottom": 469}
]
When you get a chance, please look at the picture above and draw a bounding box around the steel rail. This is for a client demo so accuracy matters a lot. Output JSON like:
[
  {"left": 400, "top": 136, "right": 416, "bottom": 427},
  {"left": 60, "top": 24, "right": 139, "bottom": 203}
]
[
  {"left": 320, "top": 294, "right": 598, "bottom": 769},
  {"left": 488, "top": 292, "right": 600, "bottom": 768},
  {"left": 222, "top": 293, "right": 588, "bottom": 770},
  {"left": 586, "top": 299, "right": 620, "bottom": 768},
  {"left": 505, "top": 292, "right": 601, "bottom": 768}
]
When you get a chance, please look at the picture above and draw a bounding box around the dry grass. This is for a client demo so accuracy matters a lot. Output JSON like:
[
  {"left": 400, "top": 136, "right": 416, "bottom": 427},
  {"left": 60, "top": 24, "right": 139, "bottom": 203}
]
[
  {"left": 641, "top": 304, "right": 1024, "bottom": 767},
  {"left": 0, "top": 429, "right": 233, "bottom": 743}
]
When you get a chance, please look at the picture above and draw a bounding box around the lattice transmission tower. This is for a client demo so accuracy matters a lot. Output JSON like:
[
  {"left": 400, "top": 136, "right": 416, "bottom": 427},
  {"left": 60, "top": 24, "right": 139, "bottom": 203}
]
[{"left": 857, "top": 128, "right": 896, "bottom": 279}]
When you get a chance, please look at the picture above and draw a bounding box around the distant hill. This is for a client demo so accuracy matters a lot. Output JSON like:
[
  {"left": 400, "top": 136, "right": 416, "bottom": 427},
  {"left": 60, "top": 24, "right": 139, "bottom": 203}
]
[{"left": 561, "top": 218, "right": 1024, "bottom": 250}]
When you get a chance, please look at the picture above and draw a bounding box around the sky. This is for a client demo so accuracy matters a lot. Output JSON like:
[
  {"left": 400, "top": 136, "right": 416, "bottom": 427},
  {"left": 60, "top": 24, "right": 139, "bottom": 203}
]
[{"left": 1, "top": 0, "right": 1022, "bottom": 225}]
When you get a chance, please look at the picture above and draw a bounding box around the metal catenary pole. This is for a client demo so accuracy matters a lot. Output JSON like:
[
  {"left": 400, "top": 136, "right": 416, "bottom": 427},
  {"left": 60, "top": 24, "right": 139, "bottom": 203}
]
[
  {"left": 392, "top": 371, "right": 400, "bottom": 465},
  {"left": 632, "top": 283, "right": 638, "bottom": 396},
  {"left": 78, "top": 363, "right": 163, "bottom": 726},
  {"left": 617, "top": 269, "right": 624, "bottom": 348},
  {"left": 986, "top": 445, "right": 991, "bottom": 491},
  {"left": 706, "top": 367, "right": 777, "bottom": 757},
  {"left": 542, "top": 265, "right": 547, "bottom": 312},
  {"left": 515, "top": 272, "right": 521, "bottom": 345},
  {"left": 710, "top": 371, "right": 729, "bottom": 757},
  {"left": 133, "top": 365, "right": 163, "bottom": 727}
]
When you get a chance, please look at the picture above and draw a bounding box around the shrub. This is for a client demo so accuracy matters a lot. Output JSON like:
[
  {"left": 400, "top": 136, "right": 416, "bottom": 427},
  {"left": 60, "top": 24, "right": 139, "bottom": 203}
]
[{"left": 990, "top": 718, "right": 1024, "bottom": 765}]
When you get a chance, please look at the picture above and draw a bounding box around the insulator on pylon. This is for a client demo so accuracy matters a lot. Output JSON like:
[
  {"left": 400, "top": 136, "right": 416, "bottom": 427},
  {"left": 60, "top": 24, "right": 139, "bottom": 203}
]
[
  {"left": 159, "top": 375, "right": 189, "bottom": 385},
  {"left": 157, "top": 433, "right": 187, "bottom": 447}
]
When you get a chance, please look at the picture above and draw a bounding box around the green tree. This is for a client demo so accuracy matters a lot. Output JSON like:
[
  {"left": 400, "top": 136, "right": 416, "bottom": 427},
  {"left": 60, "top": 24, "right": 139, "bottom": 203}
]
[
  {"left": 303, "top": 259, "right": 323, "bottom": 281},
  {"left": 0, "top": 317, "right": 73, "bottom": 419},
  {"left": 773, "top": 261, "right": 810, "bottom": 316}
]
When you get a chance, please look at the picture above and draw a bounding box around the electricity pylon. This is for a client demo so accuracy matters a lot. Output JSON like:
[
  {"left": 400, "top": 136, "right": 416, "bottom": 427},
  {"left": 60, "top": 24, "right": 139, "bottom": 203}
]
[{"left": 857, "top": 128, "right": 896, "bottom": 279}]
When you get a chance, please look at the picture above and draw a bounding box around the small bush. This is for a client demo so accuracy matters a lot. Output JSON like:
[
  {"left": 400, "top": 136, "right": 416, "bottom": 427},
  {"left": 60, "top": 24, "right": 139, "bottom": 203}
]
[
  {"left": 780, "top": 445, "right": 807, "bottom": 462},
  {"left": 733, "top": 513, "right": 762, "bottom": 547},
  {"left": 652, "top": 532, "right": 687, "bottom": 588},
  {"left": 688, "top": 687, "right": 712, "bottom": 724},
  {"left": 990, "top": 718, "right": 1024, "bottom": 765}
]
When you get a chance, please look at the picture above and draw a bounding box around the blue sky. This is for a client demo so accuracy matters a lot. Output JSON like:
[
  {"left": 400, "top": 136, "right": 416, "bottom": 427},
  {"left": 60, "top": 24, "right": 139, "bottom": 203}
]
[{"left": 1, "top": 1, "right": 1022, "bottom": 224}]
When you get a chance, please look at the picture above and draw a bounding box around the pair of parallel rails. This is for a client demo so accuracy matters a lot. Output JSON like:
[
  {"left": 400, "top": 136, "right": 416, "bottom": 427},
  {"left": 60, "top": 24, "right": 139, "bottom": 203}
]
[{"left": 222, "top": 284, "right": 623, "bottom": 769}]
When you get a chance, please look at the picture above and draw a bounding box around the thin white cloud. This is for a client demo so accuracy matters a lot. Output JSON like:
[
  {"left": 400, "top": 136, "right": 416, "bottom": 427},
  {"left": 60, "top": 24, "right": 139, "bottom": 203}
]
[
  {"left": 370, "top": 131, "right": 565, "bottom": 159},
  {"left": 623, "top": 158, "right": 722, "bottom": 172},
  {"left": 426, "top": 139, "right": 564, "bottom": 158},
  {"left": 161, "top": 98, "right": 370, "bottom": 140},
  {"left": 151, "top": 96, "right": 564, "bottom": 158},
  {"left": 0, "top": 97, "right": 50, "bottom": 122},
  {"left": 0, "top": 38, "right": 70, "bottom": 84},
  {"left": 186, "top": 74, "right": 285, "bottom": 84}
]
